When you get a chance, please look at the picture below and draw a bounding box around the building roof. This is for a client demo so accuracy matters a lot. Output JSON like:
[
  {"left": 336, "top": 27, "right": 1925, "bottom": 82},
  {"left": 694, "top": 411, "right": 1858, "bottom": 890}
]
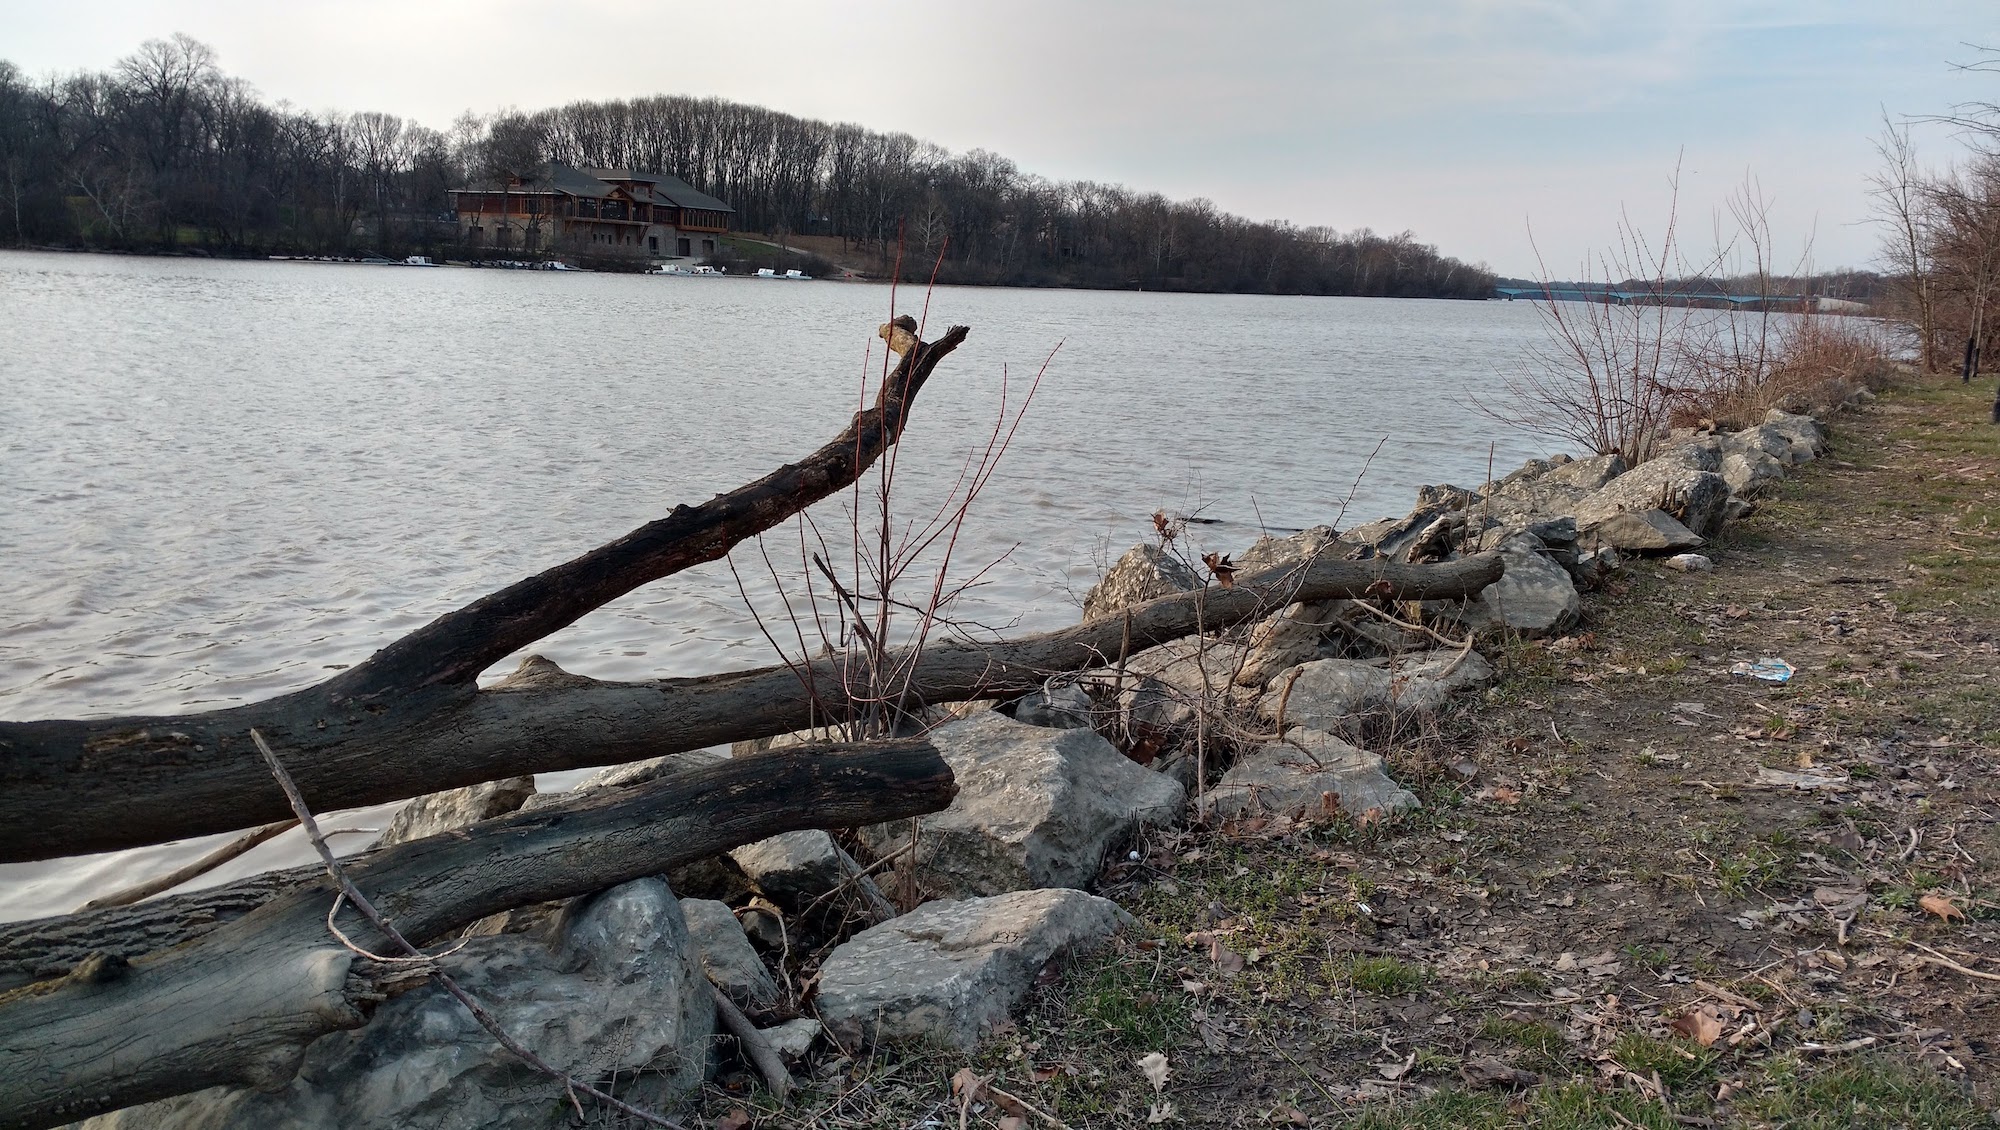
[{"left": 586, "top": 169, "right": 735, "bottom": 214}]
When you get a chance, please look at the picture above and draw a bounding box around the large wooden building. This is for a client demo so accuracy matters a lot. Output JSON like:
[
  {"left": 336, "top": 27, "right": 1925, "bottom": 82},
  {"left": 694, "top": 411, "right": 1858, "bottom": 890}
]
[{"left": 451, "top": 162, "right": 733, "bottom": 259}]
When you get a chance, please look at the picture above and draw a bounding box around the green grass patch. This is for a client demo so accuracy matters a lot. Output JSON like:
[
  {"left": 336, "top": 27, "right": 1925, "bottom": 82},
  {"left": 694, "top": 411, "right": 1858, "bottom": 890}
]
[
  {"left": 1610, "top": 1032, "right": 1718, "bottom": 1088},
  {"left": 1055, "top": 948, "right": 1188, "bottom": 1049},
  {"left": 1340, "top": 955, "right": 1429, "bottom": 996},
  {"left": 1735, "top": 1054, "right": 1986, "bottom": 1129}
]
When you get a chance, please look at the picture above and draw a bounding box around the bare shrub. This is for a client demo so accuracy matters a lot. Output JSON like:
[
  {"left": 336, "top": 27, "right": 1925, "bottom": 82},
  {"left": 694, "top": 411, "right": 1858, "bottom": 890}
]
[{"left": 1496, "top": 165, "right": 1894, "bottom": 459}]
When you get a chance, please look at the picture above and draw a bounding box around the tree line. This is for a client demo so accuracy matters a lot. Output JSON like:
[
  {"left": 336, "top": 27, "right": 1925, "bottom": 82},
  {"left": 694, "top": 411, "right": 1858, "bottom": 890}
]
[
  {"left": 1871, "top": 62, "right": 2000, "bottom": 378},
  {"left": 0, "top": 34, "right": 1494, "bottom": 297}
]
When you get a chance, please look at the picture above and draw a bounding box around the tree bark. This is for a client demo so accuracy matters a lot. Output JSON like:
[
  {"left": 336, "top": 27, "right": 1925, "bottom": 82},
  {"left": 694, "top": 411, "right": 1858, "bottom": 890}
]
[
  {"left": 0, "top": 740, "right": 954, "bottom": 1130},
  {"left": 0, "top": 550, "right": 1501, "bottom": 863}
]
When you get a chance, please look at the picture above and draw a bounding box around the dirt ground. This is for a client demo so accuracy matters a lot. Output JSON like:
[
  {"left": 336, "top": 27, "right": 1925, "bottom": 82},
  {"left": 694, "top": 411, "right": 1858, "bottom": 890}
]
[{"left": 697, "top": 375, "right": 1999, "bottom": 1129}]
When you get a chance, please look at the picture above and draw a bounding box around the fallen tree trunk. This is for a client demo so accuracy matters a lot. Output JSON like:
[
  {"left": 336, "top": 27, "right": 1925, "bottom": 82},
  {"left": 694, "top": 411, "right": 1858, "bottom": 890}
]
[
  {"left": 0, "top": 740, "right": 954, "bottom": 1130},
  {"left": 0, "top": 323, "right": 968, "bottom": 863},
  {"left": 0, "top": 549, "right": 1501, "bottom": 863}
]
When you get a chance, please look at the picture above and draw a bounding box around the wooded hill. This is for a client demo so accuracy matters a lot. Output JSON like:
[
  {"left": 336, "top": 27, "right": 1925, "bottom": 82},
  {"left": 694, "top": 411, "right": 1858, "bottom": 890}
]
[{"left": 0, "top": 34, "right": 1494, "bottom": 297}]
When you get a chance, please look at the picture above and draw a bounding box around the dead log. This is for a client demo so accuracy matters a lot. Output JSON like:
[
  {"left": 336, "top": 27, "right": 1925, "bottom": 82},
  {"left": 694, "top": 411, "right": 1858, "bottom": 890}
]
[
  {"left": 0, "top": 548, "right": 1502, "bottom": 864},
  {"left": 0, "top": 740, "right": 954, "bottom": 1130}
]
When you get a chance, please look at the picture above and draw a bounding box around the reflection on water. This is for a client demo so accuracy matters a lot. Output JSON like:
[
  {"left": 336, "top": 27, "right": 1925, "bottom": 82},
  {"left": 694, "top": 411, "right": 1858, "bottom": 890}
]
[{"left": 0, "top": 249, "right": 1556, "bottom": 919}]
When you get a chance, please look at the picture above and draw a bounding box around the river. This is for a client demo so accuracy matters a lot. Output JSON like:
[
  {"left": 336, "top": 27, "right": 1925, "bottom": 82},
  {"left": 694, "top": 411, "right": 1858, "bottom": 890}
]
[{"left": 0, "top": 249, "right": 1556, "bottom": 920}]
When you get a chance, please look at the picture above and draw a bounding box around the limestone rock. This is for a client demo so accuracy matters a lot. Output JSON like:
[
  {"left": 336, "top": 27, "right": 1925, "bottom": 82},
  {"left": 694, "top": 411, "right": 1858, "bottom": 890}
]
[
  {"left": 1082, "top": 543, "right": 1201, "bottom": 621},
  {"left": 1202, "top": 728, "right": 1417, "bottom": 823},
  {"left": 1482, "top": 453, "right": 1627, "bottom": 519},
  {"left": 1582, "top": 508, "right": 1705, "bottom": 554},
  {"left": 1721, "top": 423, "right": 1798, "bottom": 465},
  {"left": 1648, "top": 438, "right": 1723, "bottom": 473},
  {"left": 377, "top": 776, "right": 535, "bottom": 848},
  {"left": 1762, "top": 409, "right": 1828, "bottom": 460},
  {"left": 1460, "top": 535, "right": 1580, "bottom": 638},
  {"left": 1236, "top": 600, "right": 1340, "bottom": 687},
  {"left": 762, "top": 1018, "right": 821, "bottom": 1060},
  {"left": 1260, "top": 650, "right": 1494, "bottom": 736},
  {"left": 682, "top": 898, "right": 780, "bottom": 1012},
  {"left": 1109, "top": 636, "right": 1258, "bottom": 731},
  {"left": 1343, "top": 506, "right": 1449, "bottom": 560},
  {"left": 1541, "top": 453, "right": 1629, "bottom": 492},
  {"left": 1573, "top": 462, "right": 1730, "bottom": 540},
  {"left": 729, "top": 831, "right": 892, "bottom": 922},
  {"left": 1236, "top": 524, "right": 1345, "bottom": 574},
  {"left": 1010, "top": 682, "right": 1096, "bottom": 729},
  {"left": 860, "top": 712, "right": 1185, "bottom": 898},
  {"left": 815, "top": 889, "right": 1130, "bottom": 1050},
  {"left": 79, "top": 879, "right": 714, "bottom": 1130},
  {"left": 1720, "top": 449, "right": 1786, "bottom": 498}
]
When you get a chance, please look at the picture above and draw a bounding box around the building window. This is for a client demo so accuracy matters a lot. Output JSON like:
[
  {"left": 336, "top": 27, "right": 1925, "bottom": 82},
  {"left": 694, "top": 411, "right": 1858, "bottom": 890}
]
[
  {"left": 702, "top": 239, "right": 714, "bottom": 255},
  {"left": 677, "top": 237, "right": 692, "bottom": 257},
  {"left": 648, "top": 236, "right": 658, "bottom": 252}
]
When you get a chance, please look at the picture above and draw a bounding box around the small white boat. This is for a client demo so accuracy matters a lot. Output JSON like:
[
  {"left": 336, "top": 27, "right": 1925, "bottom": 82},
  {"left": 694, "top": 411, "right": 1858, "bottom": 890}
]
[
  {"left": 403, "top": 255, "right": 440, "bottom": 267},
  {"left": 754, "top": 267, "right": 777, "bottom": 278},
  {"left": 783, "top": 269, "right": 812, "bottom": 280}
]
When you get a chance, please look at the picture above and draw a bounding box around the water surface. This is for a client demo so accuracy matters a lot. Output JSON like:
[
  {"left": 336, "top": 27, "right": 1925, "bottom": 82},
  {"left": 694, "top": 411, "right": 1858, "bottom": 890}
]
[{"left": 0, "top": 250, "right": 1555, "bottom": 918}]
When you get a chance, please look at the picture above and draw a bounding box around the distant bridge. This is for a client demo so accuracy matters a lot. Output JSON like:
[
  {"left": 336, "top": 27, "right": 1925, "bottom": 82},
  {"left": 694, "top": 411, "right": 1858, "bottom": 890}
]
[{"left": 1493, "top": 286, "right": 1822, "bottom": 312}]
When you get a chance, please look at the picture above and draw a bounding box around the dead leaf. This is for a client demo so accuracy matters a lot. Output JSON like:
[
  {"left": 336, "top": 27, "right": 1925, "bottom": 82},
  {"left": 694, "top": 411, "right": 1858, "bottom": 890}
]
[
  {"left": 997, "top": 1118, "right": 1028, "bottom": 1130},
  {"left": 1671, "top": 1007, "right": 1726, "bottom": 1048},
  {"left": 1269, "top": 1103, "right": 1311, "bottom": 1125},
  {"left": 951, "top": 1066, "right": 987, "bottom": 1101},
  {"left": 1920, "top": 894, "right": 1967, "bottom": 923},
  {"left": 713, "top": 1109, "right": 753, "bottom": 1130},
  {"left": 1146, "top": 1099, "right": 1177, "bottom": 1124},
  {"left": 1152, "top": 510, "right": 1174, "bottom": 541},
  {"left": 1364, "top": 579, "right": 1395, "bottom": 599},
  {"left": 1138, "top": 1051, "right": 1171, "bottom": 1094},
  {"left": 1202, "top": 552, "right": 1238, "bottom": 588},
  {"left": 1477, "top": 785, "right": 1522, "bottom": 805}
]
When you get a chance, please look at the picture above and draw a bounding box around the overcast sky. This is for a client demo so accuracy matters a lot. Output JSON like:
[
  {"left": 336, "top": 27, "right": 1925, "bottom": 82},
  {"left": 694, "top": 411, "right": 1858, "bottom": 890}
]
[{"left": 7, "top": 1, "right": 1996, "bottom": 275}]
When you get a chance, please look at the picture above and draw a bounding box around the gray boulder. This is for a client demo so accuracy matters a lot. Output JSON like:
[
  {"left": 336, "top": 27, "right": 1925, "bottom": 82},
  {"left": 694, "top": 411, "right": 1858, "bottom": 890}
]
[
  {"left": 1202, "top": 728, "right": 1417, "bottom": 824},
  {"left": 1762, "top": 409, "right": 1828, "bottom": 460},
  {"left": 1648, "top": 438, "right": 1723, "bottom": 473},
  {"left": 762, "top": 1018, "right": 821, "bottom": 1060},
  {"left": 682, "top": 898, "right": 780, "bottom": 1012},
  {"left": 815, "top": 889, "right": 1130, "bottom": 1050},
  {"left": 729, "top": 830, "right": 893, "bottom": 922},
  {"left": 1721, "top": 423, "right": 1799, "bottom": 465},
  {"left": 1108, "top": 636, "right": 1258, "bottom": 730},
  {"left": 1456, "top": 535, "right": 1580, "bottom": 637},
  {"left": 377, "top": 776, "right": 535, "bottom": 848},
  {"left": 1010, "top": 682, "right": 1096, "bottom": 729},
  {"left": 1082, "top": 543, "right": 1200, "bottom": 621},
  {"left": 1344, "top": 506, "right": 1448, "bottom": 560},
  {"left": 1481, "top": 453, "right": 1627, "bottom": 519},
  {"left": 1236, "top": 524, "right": 1345, "bottom": 574},
  {"left": 1581, "top": 508, "right": 1705, "bottom": 554},
  {"left": 79, "top": 879, "right": 714, "bottom": 1130},
  {"left": 1261, "top": 650, "right": 1494, "bottom": 736},
  {"left": 1235, "top": 600, "right": 1340, "bottom": 687},
  {"left": 1573, "top": 461, "right": 1731, "bottom": 540},
  {"left": 859, "top": 712, "right": 1184, "bottom": 898},
  {"left": 1721, "top": 449, "right": 1787, "bottom": 498}
]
